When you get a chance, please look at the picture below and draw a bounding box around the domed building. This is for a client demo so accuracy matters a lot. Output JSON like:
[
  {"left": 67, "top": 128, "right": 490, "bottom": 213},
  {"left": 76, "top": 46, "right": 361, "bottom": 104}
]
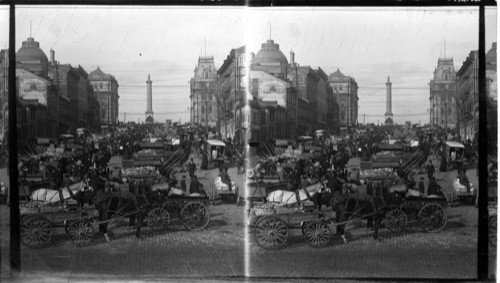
[
  {"left": 16, "top": 37, "right": 49, "bottom": 77},
  {"left": 251, "top": 39, "right": 288, "bottom": 79}
]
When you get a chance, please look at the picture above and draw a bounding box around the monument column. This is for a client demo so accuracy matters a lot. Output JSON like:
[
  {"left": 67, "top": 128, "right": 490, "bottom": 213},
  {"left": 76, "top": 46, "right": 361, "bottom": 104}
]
[{"left": 146, "top": 74, "right": 154, "bottom": 121}]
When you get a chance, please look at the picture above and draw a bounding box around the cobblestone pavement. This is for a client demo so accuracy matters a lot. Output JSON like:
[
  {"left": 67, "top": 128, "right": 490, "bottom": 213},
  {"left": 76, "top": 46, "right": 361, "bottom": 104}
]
[{"left": 0, "top": 154, "right": 496, "bottom": 281}]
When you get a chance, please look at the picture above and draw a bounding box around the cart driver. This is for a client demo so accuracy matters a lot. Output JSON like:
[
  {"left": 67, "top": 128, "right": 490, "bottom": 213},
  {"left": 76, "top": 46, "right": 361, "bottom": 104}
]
[
  {"left": 458, "top": 168, "right": 471, "bottom": 193},
  {"left": 220, "top": 167, "right": 232, "bottom": 192}
]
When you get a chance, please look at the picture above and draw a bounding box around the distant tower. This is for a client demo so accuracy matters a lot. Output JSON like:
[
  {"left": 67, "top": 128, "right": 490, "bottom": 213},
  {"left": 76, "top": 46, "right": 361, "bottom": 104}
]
[
  {"left": 146, "top": 74, "right": 154, "bottom": 123},
  {"left": 385, "top": 76, "right": 394, "bottom": 125}
]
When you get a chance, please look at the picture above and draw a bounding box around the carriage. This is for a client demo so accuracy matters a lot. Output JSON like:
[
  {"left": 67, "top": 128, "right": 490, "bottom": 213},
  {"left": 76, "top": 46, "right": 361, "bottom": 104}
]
[
  {"left": 384, "top": 195, "right": 448, "bottom": 233},
  {"left": 19, "top": 201, "right": 99, "bottom": 248},
  {"left": 146, "top": 194, "right": 211, "bottom": 232}
]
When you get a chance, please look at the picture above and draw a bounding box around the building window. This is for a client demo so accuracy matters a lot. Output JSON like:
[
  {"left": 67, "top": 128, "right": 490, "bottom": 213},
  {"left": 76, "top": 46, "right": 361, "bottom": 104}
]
[
  {"left": 100, "top": 83, "right": 103, "bottom": 89},
  {"left": 209, "top": 93, "right": 213, "bottom": 101},
  {"left": 201, "top": 106, "right": 205, "bottom": 114},
  {"left": 339, "top": 85, "right": 343, "bottom": 90},
  {"left": 208, "top": 105, "right": 212, "bottom": 114}
]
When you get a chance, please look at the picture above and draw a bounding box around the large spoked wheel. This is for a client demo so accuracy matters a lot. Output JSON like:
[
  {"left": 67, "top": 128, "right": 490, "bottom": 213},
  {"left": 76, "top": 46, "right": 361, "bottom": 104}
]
[
  {"left": 302, "top": 221, "right": 331, "bottom": 248},
  {"left": 385, "top": 209, "right": 408, "bottom": 233},
  {"left": 489, "top": 215, "right": 497, "bottom": 248},
  {"left": 21, "top": 215, "right": 53, "bottom": 248},
  {"left": 180, "top": 202, "right": 210, "bottom": 231},
  {"left": 147, "top": 207, "right": 171, "bottom": 231},
  {"left": 67, "top": 219, "right": 94, "bottom": 246},
  {"left": 254, "top": 216, "right": 288, "bottom": 250},
  {"left": 418, "top": 203, "right": 447, "bottom": 232}
]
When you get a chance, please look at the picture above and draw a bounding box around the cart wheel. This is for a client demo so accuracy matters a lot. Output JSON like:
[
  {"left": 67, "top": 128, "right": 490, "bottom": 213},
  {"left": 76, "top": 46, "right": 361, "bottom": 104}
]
[
  {"left": 147, "top": 207, "right": 171, "bottom": 231},
  {"left": 385, "top": 209, "right": 408, "bottom": 233},
  {"left": 254, "top": 216, "right": 288, "bottom": 250},
  {"left": 418, "top": 203, "right": 447, "bottom": 232},
  {"left": 21, "top": 215, "right": 53, "bottom": 248},
  {"left": 65, "top": 219, "right": 81, "bottom": 234},
  {"left": 68, "top": 219, "right": 94, "bottom": 246},
  {"left": 302, "top": 221, "right": 331, "bottom": 248},
  {"left": 180, "top": 202, "right": 210, "bottom": 231},
  {"left": 489, "top": 215, "right": 497, "bottom": 248}
]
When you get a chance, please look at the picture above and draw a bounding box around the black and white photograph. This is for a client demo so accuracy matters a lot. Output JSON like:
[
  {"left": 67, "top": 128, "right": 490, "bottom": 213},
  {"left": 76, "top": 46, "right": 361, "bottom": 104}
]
[{"left": 0, "top": 4, "right": 497, "bottom": 282}]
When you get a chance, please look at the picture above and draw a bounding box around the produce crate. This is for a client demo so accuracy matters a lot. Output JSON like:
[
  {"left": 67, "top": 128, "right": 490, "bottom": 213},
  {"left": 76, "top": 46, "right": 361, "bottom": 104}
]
[{"left": 122, "top": 159, "right": 134, "bottom": 169}]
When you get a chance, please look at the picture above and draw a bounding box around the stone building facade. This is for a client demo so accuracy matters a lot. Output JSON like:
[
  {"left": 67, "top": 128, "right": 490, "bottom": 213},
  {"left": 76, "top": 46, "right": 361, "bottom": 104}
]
[
  {"left": 429, "top": 57, "right": 457, "bottom": 130},
  {"left": 89, "top": 67, "right": 119, "bottom": 125},
  {"left": 190, "top": 56, "right": 217, "bottom": 127},
  {"left": 328, "top": 69, "right": 358, "bottom": 128}
]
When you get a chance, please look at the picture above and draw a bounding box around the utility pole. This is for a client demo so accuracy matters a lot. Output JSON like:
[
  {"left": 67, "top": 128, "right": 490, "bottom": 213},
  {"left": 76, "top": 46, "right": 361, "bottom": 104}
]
[
  {"left": 363, "top": 114, "right": 365, "bottom": 125},
  {"left": 233, "top": 52, "right": 238, "bottom": 141},
  {"left": 444, "top": 85, "right": 448, "bottom": 139},
  {"left": 107, "top": 92, "right": 110, "bottom": 125},
  {"left": 295, "top": 61, "right": 299, "bottom": 138}
]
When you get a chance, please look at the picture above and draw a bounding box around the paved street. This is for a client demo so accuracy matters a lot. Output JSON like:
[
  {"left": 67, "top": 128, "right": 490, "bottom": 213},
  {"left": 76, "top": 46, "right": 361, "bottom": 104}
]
[{"left": 0, "top": 156, "right": 496, "bottom": 281}]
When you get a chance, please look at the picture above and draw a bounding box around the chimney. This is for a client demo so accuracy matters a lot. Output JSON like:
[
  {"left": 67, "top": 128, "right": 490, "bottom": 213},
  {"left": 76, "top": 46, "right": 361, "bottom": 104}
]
[
  {"left": 290, "top": 51, "right": 295, "bottom": 66},
  {"left": 50, "top": 49, "right": 55, "bottom": 64}
]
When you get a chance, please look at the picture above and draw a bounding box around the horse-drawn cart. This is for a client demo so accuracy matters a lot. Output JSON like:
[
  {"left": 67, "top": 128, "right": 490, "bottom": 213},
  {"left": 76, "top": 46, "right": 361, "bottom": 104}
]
[
  {"left": 147, "top": 195, "right": 211, "bottom": 232},
  {"left": 385, "top": 196, "right": 448, "bottom": 233},
  {"left": 250, "top": 205, "right": 332, "bottom": 249},
  {"left": 20, "top": 202, "right": 98, "bottom": 248}
]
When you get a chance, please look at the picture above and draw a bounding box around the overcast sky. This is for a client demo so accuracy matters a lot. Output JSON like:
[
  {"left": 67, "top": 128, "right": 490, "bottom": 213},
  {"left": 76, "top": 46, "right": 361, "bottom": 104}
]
[{"left": 0, "top": 6, "right": 497, "bottom": 125}]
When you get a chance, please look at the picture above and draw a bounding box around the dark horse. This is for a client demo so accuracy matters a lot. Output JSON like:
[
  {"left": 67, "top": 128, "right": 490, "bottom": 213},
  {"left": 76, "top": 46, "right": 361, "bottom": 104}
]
[
  {"left": 86, "top": 187, "right": 153, "bottom": 241},
  {"left": 311, "top": 180, "right": 401, "bottom": 243}
]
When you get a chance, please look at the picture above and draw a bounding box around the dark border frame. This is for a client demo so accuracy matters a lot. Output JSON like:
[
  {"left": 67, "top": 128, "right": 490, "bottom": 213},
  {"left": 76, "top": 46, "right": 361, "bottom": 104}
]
[{"left": 5, "top": 1, "right": 495, "bottom": 281}]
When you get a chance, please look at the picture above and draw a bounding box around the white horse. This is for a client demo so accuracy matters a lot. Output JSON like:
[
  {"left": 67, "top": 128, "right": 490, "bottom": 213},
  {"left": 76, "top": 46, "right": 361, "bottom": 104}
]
[
  {"left": 151, "top": 182, "right": 187, "bottom": 197},
  {"left": 31, "top": 181, "right": 88, "bottom": 204},
  {"left": 267, "top": 183, "right": 322, "bottom": 205}
]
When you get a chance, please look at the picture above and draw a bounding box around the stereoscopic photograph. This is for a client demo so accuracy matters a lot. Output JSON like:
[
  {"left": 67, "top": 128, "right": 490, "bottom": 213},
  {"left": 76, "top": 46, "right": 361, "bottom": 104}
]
[{"left": 0, "top": 4, "right": 497, "bottom": 282}]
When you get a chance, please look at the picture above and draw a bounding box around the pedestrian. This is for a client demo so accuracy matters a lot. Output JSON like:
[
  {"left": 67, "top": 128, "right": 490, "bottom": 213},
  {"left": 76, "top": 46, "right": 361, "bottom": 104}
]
[
  {"left": 418, "top": 177, "right": 425, "bottom": 195},
  {"left": 427, "top": 177, "right": 441, "bottom": 196},
  {"left": 189, "top": 175, "right": 206, "bottom": 196},
  {"left": 426, "top": 160, "right": 435, "bottom": 179},
  {"left": 180, "top": 175, "right": 187, "bottom": 193},
  {"left": 220, "top": 167, "right": 232, "bottom": 192},
  {"left": 187, "top": 158, "right": 196, "bottom": 178}
]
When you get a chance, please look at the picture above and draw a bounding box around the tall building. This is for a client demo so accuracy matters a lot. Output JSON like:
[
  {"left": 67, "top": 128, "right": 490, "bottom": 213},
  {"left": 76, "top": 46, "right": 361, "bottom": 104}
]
[
  {"left": 328, "top": 69, "right": 359, "bottom": 128},
  {"left": 429, "top": 57, "right": 457, "bottom": 130},
  {"left": 456, "top": 42, "right": 497, "bottom": 141},
  {"left": 217, "top": 46, "right": 246, "bottom": 143},
  {"left": 16, "top": 37, "right": 49, "bottom": 77},
  {"left": 251, "top": 39, "right": 288, "bottom": 80},
  {"left": 89, "top": 67, "right": 119, "bottom": 125},
  {"left": 190, "top": 56, "right": 217, "bottom": 127}
]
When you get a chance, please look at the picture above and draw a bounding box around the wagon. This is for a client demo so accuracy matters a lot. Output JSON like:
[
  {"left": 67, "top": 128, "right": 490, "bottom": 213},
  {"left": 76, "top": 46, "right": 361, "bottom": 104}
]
[
  {"left": 248, "top": 199, "right": 383, "bottom": 250},
  {"left": 19, "top": 202, "right": 99, "bottom": 248},
  {"left": 384, "top": 196, "right": 448, "bottom": 233},
  {"left": 249, "top": 204, "right": 331, "bottom": 249},
  {"left": 147, "top": 195, "right": 211, "bottom": 232}
]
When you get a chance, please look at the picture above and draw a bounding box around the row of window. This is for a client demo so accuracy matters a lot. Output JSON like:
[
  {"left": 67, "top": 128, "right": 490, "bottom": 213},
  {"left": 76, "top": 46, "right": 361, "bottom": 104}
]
[{"left": 201, "top": 105, "right": 213, "bottom": 114}]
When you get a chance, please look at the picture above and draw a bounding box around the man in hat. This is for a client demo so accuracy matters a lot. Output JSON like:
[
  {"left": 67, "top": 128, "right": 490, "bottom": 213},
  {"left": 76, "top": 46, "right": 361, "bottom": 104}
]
[
  {"left": 426, "top": 160, "right": 435, "bottom": 179},
  {"left": 187, "top": 158, "right": 196, "bottom": 178}
]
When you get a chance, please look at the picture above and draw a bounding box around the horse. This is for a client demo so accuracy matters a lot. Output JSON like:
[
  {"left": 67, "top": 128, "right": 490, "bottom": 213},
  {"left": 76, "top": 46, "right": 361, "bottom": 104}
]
[
  {"left": 30, "top": 180, "right": 90, "bottom": 204},
  {"left": 327, "top": 183, "right": 403, "bottom": 243},
  {"left": 267, "top": 182, "right": 323, "bottom": 205},
  {"left": 89, "top": 188, "right": 153, "bottom": 241}
]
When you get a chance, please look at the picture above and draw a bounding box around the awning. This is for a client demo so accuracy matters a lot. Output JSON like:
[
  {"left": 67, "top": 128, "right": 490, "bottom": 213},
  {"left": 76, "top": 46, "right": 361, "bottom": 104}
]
[
  {"left": 275, "top": 139, "right": 289, "bottom": 146},
  {"left": 36, "top": 137, "right": 50, "bottom": 145},
  {"left": 445, "top": 141, "right": 464, "bottom": 148},
  {"left": 206, "top": 139, "right": 225, "bottom": 146}
]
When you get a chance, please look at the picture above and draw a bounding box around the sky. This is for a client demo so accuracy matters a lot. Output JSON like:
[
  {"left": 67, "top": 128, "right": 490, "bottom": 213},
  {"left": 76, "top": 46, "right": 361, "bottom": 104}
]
[{"left": 0, "top": 6, "right": 497, "bottom": 125}]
